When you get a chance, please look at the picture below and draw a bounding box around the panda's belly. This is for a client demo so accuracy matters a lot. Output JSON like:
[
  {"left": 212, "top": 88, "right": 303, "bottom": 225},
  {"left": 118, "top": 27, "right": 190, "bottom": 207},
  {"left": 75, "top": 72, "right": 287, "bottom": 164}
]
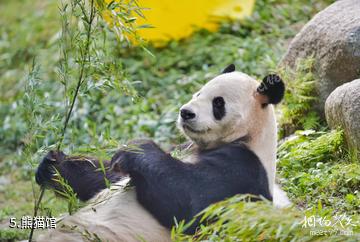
[{"left": 36, "top": 179, "right": 170, "bottom": 242}]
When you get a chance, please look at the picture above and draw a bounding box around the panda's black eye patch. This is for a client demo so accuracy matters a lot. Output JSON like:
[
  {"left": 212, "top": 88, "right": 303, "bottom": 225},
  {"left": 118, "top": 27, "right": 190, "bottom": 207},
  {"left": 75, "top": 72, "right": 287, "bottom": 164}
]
[
  {"left": 213, "top": 96, "right": 225, "bottom": 107},
  {"left": 212, "top": 96, "right": 226, "bottom": 120}
]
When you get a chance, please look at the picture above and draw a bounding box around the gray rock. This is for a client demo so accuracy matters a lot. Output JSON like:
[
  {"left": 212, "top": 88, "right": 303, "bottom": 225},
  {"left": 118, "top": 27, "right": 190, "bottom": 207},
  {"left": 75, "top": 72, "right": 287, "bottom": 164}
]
[
  {"left": 325, "top": 79, "right": 360, "bottom": 153},
  {"left": 281, "top": 0, "right": 360, "bottom": 111},
  {"left": 0, "top": 176, "right": 11, "bottom": 192}
]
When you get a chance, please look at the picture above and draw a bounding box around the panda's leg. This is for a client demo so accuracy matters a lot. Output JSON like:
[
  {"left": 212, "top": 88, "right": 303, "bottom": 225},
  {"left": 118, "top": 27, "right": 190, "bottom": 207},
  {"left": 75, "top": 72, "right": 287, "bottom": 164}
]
[
  {"left": 273, "top": 183, "right": 291, "bottom": 208},
  {"left": 35, "top": 150, "right": 124, "bottom": 201}
]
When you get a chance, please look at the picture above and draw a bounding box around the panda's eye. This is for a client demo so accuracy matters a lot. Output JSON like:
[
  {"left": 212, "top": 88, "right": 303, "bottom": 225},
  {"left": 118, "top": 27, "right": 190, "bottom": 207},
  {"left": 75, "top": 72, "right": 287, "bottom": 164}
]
[
  {"left": 212, "top": 96, "right": 226, "bottom": 120},
  {"left": 213, "top": 96, "right": 225, "bottom": 107}
]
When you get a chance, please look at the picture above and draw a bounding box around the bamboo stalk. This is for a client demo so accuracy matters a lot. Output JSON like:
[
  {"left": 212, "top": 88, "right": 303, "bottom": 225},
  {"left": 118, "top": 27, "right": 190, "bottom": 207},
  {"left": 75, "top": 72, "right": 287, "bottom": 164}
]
[{"left": 29, "top": 1, "right": 96, "bottom": 241}]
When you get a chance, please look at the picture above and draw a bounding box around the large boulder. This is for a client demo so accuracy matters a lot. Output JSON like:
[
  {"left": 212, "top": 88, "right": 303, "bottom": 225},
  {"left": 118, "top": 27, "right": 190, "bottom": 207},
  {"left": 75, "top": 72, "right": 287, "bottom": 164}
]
[
  {"left": 281, "top": 0, "right": 360, "bottom": 112},
  {"left": 325, "top": 79, "right": 360, "bottom": 153}
]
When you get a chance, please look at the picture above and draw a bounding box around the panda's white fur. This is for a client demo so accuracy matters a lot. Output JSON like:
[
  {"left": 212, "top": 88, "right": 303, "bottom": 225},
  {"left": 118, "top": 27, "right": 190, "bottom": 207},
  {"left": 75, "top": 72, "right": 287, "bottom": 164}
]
[{"left": 36, "top": 71, "right": 289, "bottom": 242}]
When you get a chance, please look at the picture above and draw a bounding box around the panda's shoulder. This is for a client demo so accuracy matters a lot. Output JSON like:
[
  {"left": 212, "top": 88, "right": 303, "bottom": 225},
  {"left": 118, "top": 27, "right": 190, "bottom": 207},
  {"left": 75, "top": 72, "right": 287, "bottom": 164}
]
[{"left": 198, "top": 143, "right": 262, "bottom": 167}]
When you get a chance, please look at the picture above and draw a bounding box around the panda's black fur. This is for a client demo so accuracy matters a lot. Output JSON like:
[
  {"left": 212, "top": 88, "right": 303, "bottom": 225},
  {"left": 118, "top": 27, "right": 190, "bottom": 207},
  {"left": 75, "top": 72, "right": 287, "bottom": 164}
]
[
  {"left": 221, "top": 63, "right": 236, "bottom": 74},
  {"left": 35, "top": 64, "right": 284, "bottom": 235},
  {"left": 257, "top": 74, "right": 285, "bottom": 105},
  {"left": 111, "top": 139, "right": 271, "bottom": 233}
]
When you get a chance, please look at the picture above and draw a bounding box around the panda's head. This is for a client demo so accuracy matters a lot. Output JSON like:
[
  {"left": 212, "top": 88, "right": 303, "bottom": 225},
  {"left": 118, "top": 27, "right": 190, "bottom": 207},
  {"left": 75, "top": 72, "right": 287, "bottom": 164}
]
[{"left": 178, "top": 64, "right": 285, "bottom": 149}]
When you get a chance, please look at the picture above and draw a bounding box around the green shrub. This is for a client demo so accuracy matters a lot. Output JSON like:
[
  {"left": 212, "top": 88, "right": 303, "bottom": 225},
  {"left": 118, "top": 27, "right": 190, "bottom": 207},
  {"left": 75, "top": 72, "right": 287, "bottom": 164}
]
[
  {"left": 278, "top": 130, "right": 360, "bottom": 214},
  {"left": 173, "top": 195, "right": 359, "bottom": 242},
  {"left": 278, "top": 58, "right": 323, "bottom": 137}
]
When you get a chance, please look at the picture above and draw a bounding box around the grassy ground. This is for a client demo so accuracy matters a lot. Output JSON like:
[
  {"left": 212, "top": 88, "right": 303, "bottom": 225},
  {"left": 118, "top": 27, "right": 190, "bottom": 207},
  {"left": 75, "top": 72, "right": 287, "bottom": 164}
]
[{"left": 0, "top": 0, "right": 359, "bottom": 241}]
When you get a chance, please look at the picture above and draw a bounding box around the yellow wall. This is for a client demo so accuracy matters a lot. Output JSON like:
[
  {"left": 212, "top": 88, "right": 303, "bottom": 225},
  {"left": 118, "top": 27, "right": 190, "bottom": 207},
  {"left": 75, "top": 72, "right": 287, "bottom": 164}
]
[{"left": 103, "top": 0, "right": 255, "bottom": 43}]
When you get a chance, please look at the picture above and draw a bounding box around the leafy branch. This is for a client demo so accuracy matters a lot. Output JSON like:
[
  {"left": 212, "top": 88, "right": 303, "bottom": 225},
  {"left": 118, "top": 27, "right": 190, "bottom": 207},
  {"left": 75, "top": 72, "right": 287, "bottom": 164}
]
[
  {"left": 57, "top": 0, "right": 96, "bottom": 151},
  {"left": 26, "top": 0, "right": 149, "bottom": 241},
  {"left": 29, "top": 1, "right": 97, "bottom": 241}
]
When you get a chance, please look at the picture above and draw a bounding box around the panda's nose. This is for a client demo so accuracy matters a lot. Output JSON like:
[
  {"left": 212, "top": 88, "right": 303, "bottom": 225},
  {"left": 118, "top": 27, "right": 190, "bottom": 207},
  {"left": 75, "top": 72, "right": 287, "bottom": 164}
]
[{"left": 180, "top": 109, "right": 196, "bottom": 120}]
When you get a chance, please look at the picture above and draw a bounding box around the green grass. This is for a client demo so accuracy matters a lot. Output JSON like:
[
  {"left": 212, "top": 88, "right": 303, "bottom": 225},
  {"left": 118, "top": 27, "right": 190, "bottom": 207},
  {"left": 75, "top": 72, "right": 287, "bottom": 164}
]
[{"left": 2, "top": 0, "right": 359, "bottom": 241}]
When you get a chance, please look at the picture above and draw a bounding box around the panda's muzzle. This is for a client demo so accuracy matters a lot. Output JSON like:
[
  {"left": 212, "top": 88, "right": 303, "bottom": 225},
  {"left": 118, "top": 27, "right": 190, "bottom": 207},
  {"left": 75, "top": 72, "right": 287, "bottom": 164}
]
[
  {"left": 182, "top": 123, "right": 210, "bottom": 134},
  {"left": 179, "top": 108, "right": 210, "bottom": 133}
]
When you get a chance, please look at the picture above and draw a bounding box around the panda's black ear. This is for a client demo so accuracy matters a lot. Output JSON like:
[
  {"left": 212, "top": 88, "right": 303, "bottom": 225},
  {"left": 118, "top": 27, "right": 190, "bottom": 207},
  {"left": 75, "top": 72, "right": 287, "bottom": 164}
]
[
  {"left": 256, "top": 74, "right": 285, "bottom": 106},
  {"left": 222, "top": 64, "right": 235, "bottom": 74}
]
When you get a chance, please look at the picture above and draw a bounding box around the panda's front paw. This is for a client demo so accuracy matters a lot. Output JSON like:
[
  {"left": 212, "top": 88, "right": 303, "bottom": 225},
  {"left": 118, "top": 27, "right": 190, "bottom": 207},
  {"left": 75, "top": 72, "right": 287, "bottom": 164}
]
[
  {"left": 35, "top": 150, "right": 66, "bottom": 187},
  {"left": 110, "top": 139, "right": 157, "bottom": 174},
  {"left": 110, "top": 147, "right": 140, "bottom": 174}
]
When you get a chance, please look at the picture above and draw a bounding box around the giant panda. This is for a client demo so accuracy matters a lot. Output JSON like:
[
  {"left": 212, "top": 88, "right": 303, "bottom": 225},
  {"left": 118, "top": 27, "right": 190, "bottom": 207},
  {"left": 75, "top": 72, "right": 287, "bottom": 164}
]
[{"left": 35, "top": 64, "right": 288, "bottom": 242}]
